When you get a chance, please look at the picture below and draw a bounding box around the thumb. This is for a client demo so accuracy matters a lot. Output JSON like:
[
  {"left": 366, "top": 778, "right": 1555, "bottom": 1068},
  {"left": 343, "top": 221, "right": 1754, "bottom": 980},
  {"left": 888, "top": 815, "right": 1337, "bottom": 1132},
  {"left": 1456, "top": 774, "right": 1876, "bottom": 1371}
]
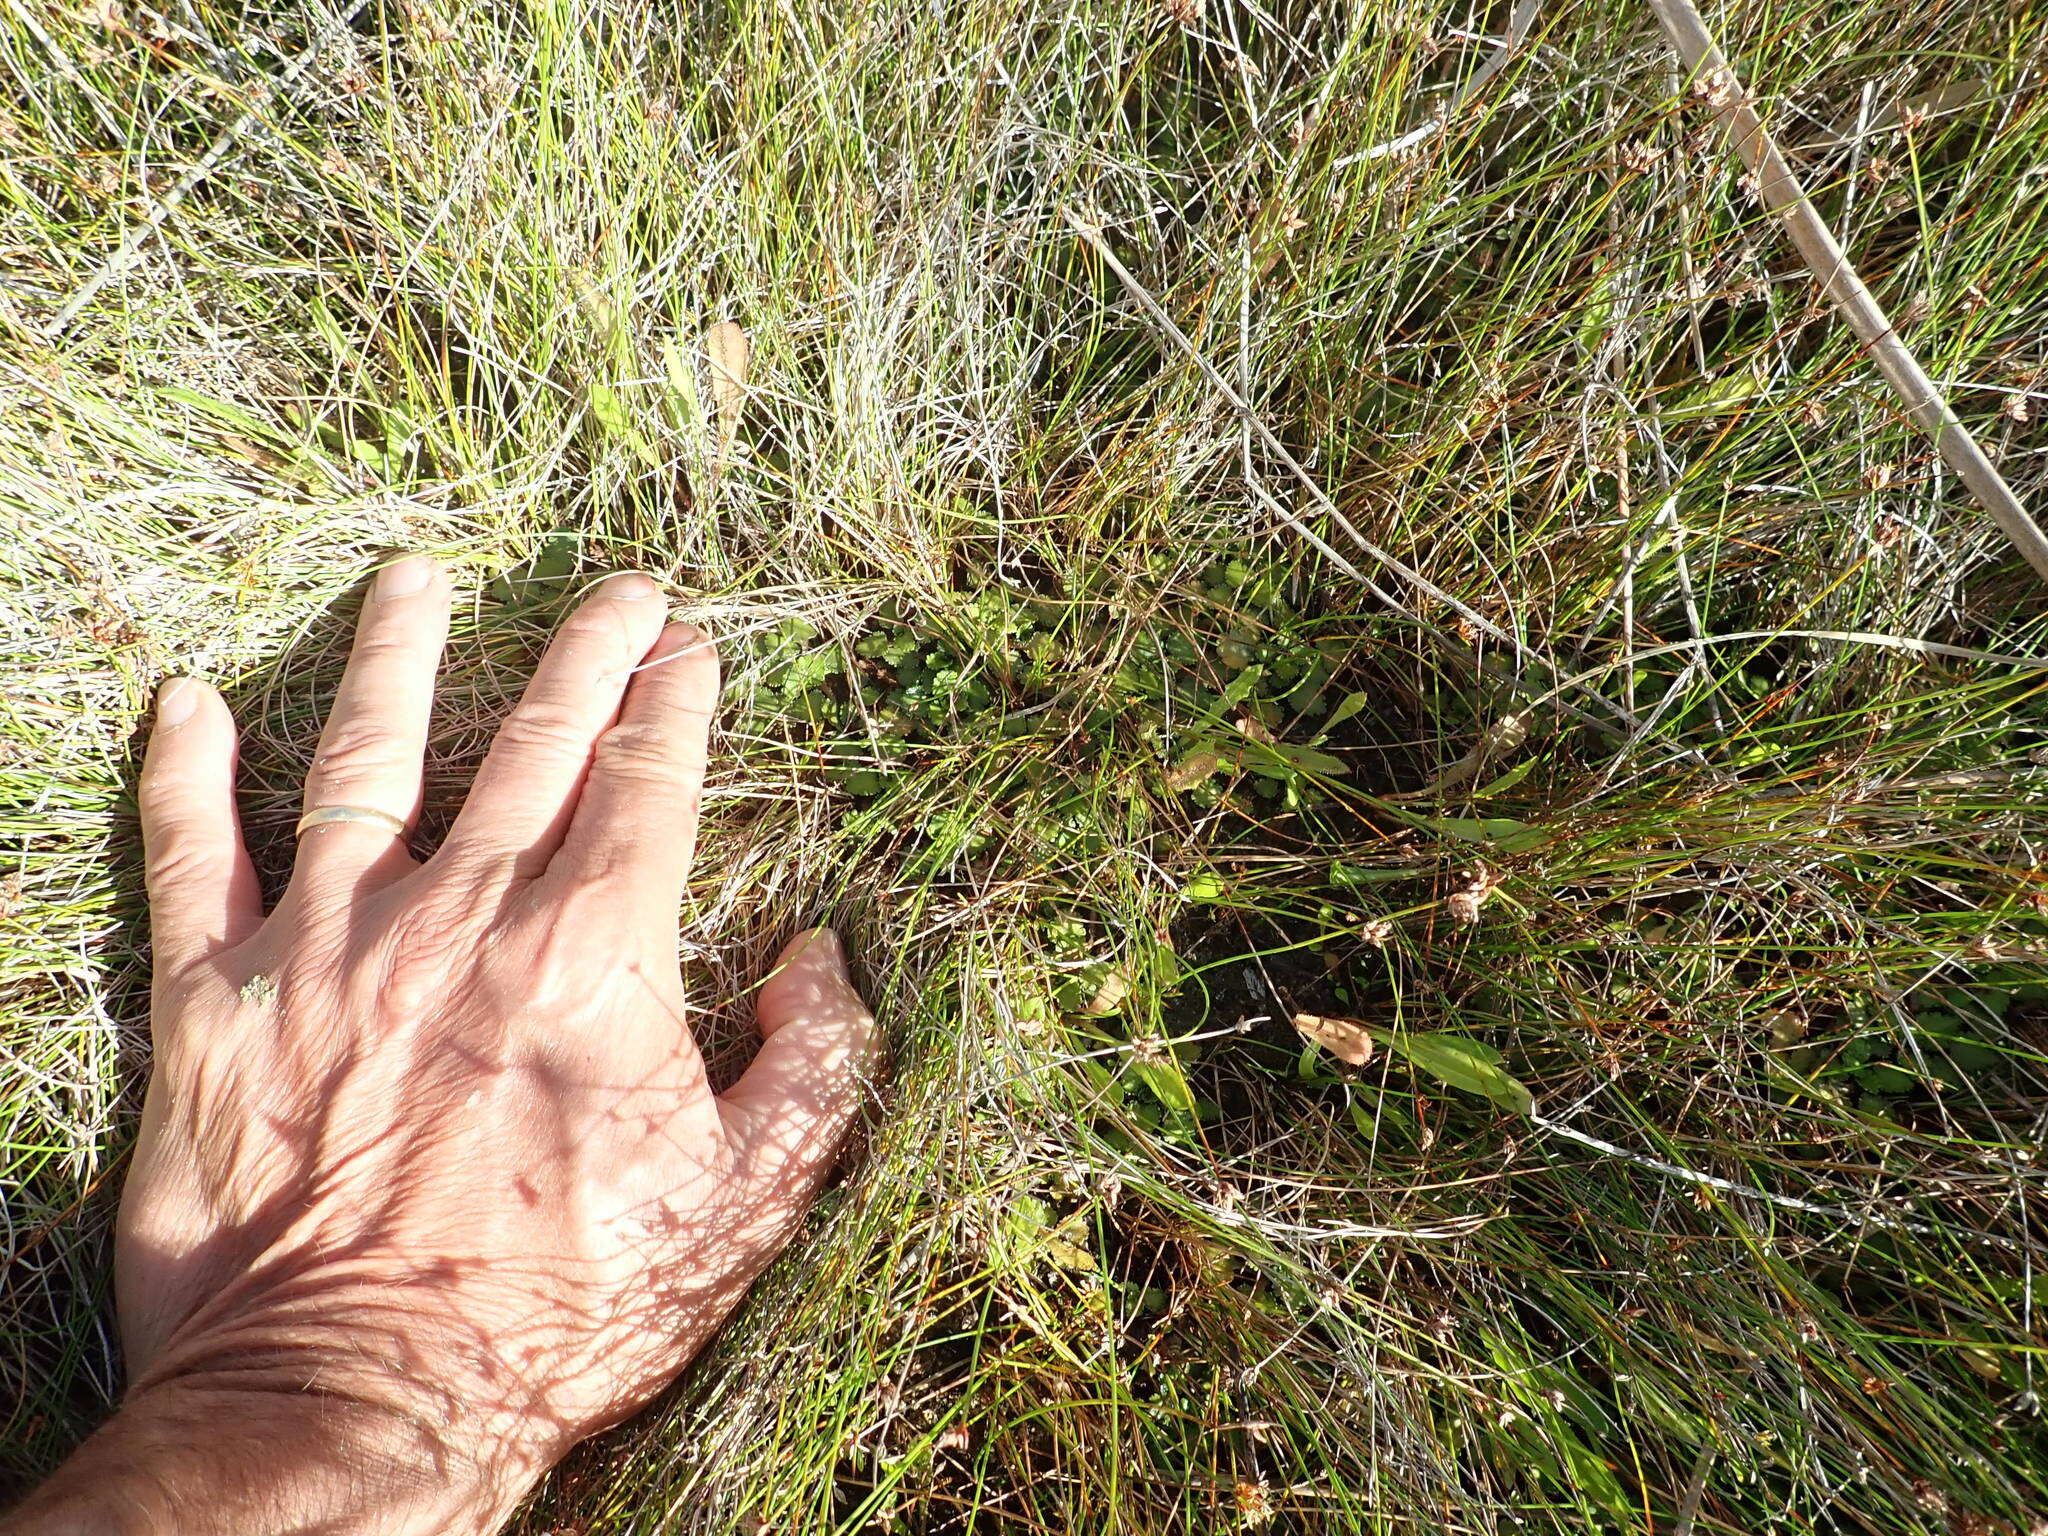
[{"left": 719, "top": 926, "right": 879, "bottom": 1205}]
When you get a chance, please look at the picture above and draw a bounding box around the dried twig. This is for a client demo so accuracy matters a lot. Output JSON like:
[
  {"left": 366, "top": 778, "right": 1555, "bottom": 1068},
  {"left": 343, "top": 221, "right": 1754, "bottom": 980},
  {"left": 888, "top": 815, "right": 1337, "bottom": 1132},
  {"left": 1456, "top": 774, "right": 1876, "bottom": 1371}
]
[{"left": 1645, "top": 0, "right": 2048, "bottom": 585}]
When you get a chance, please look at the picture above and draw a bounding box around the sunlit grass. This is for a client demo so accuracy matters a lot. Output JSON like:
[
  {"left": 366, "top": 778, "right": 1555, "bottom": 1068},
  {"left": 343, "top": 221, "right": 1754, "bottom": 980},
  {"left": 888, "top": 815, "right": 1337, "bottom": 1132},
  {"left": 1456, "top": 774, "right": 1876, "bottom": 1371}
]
[{"left": 4, "top": 0, "right": 2048, "bottom": 1530}]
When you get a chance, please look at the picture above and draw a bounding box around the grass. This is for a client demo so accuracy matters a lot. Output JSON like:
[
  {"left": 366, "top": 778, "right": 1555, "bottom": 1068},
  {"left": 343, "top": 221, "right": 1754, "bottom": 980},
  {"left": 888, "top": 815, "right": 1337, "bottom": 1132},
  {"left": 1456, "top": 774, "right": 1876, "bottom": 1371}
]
[{"left": 5, "top": 0, "right": 2048, "bottom": 1529}]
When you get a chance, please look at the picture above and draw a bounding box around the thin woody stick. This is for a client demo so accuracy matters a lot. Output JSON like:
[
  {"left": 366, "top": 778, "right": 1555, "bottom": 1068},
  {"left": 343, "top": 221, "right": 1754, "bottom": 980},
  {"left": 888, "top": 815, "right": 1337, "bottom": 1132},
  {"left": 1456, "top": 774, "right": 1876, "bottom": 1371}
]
[{"left": 1645, "top": 0, "right": 2048, "bottom": 586}]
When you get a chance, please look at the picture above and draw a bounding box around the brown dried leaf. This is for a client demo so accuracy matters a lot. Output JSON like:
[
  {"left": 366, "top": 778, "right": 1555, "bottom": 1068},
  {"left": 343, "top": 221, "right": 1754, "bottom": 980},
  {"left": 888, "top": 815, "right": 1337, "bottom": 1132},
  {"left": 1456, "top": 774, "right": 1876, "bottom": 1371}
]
[
  {"left": 1081, "top": 968, "right": 1132, "bottom": 1017},
  {"left": 704, "top": 319, "right": 750, "bottom": 459},
  {"left": 1292, "top": 1011, "right": 1375, "bottom": 1066}
]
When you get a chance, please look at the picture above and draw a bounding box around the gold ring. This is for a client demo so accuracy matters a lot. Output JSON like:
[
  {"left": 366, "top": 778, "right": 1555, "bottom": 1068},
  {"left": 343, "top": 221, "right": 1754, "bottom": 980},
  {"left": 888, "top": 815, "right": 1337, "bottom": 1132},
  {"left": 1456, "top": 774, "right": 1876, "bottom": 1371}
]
[{"left": 295, "top": 804, "right": 409, "bottom": 839}]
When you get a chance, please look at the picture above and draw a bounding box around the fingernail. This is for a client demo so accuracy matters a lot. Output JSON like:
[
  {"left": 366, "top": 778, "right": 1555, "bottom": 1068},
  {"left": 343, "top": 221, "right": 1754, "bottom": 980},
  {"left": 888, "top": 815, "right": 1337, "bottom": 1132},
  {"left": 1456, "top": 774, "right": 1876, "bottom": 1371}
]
[
  {"left": 603, "top": 572, "right": 660, "bottom": 601},
  {"left": 156, "top": 676, "right": 202, "bottom": 729},
  {"left": 377, "top": 556, "right": 435, "bottom": 598},
  {"left": 812, "top": 926, "right": 847, "bottom": 968}
]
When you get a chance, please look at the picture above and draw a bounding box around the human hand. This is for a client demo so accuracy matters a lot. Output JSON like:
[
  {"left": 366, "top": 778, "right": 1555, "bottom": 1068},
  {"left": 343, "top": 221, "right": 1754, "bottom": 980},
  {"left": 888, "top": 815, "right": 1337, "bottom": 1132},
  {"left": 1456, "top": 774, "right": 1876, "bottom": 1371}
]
[{"left": 4, "top": 562, "right": 876, "bottom": 1536}]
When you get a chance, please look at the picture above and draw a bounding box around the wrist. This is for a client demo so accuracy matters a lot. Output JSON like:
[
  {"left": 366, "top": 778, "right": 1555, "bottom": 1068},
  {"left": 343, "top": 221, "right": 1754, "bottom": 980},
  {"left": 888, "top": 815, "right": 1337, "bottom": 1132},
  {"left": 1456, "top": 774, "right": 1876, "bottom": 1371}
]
[{"left": 2, "top": 1368, "right": 522, "bottom": 1536}]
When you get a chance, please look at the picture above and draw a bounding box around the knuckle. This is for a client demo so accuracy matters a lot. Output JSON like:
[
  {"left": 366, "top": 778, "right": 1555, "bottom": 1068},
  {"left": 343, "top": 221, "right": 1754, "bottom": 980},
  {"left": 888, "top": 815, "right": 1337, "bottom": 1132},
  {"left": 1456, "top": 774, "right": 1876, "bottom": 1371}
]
[
  {"left": 592, "top": 721, "right": 679, "bottom": 781},
  {"left": 385, "top": 933, "right": 462, "bottom": 1004},
  {"left": 152, "top": 993, "right": 234, "bottom": 1079},
  {"left": 410, "top": 860, "right": 500, "bottom": 932},
  {"left": 149, "top": 957, "right": 249, "bottom": 1070},
  {"left": 310, "top": 715, "right": 412, "bottom": 795},
  {"left": 350, "top": 628, "right": 423, "bottom": 666},
  {"left": 367, "top": 892, "right": 484, "bottom": 1014},
  {"left": 494, "top": 700, "right": 594, "bottom": 759},
  {"left": 145, "top": 835, "right": 224, "bottom": 896},
  {"left": 559, "top": 601, "right": 633, "bottom": 651}
]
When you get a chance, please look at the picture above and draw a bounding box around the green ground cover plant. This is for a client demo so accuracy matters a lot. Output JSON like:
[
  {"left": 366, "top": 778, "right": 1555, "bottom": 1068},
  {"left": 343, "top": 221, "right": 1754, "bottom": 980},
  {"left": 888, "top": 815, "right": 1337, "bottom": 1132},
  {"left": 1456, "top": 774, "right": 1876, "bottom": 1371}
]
[{"left": 4, "top": 0, "right": 2048, "bottom": 1529}]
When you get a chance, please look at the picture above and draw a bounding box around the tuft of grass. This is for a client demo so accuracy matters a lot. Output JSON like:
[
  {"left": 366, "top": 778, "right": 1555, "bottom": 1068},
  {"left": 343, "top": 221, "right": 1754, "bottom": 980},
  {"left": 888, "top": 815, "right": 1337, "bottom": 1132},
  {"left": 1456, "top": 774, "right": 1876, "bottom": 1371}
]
[{"left": 5, "top": 0, "right": 2048, "bottom": 1531}]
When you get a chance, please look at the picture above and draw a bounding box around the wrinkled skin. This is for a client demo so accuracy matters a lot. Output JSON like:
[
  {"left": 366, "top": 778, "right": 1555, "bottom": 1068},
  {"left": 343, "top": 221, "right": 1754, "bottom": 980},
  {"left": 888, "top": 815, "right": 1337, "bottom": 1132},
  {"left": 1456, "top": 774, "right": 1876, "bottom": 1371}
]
[{"left": 4, "top": 562, "right": 876, "bottom": 1535}]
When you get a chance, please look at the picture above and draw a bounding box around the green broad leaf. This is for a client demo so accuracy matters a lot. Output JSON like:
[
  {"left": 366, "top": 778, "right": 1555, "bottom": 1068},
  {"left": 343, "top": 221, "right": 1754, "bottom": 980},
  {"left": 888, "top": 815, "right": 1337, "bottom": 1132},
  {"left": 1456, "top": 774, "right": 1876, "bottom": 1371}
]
[
  {"left": 1762, "top": 1052, "right": 1836, "bottom": 1105},
  {"left": 588, "top": 379, "right": 626, "bottom": 429},
  {"left": 834, "top": 768, "right": 891, "bottom": 796},
  {"left": 1239, "top": 738, "right": 1349, "bottom": 783},
  {"left": 306, "top": 295, "right": 354, "bottom": 359},
  {"left": 1852, "top": 1100, "right": 1909, "bottom": 1134},
  {"left": 1218, "top": 664, "right": 1264, "bottom": 710},
  {"left": 778, "top": 649, "right": 841, "bottom": 698},
  {"left": 1184, "top": 870, "right": 1226, "bottom": 902},
  {"left": 1933, "top": 1037, "right": 2002, "bottom": 1074},
  {"left": 1430, "top": 815, "right": 1546, "bottom": 852},
  {"left": 1380, "top": 1030, "right": 1534, "bottom": 1116},
  {"left": 586, "top": 380, "right": 661, "bottom": 469},
  {"left": 1295, "top": 1039, "right": 1336, "bottom": 1081},
  {"left": 998, "top": 1196, "right": 1095, "bottom": 1273},
  {"left": 1432, "top": 815, "right": 1521, "bottom": 842},
  {"left": 1130, "top": 1056, "right": 1197, "bottom": 1116},
  {"left": 487, "top": 533, "right": 584, "bottom": 610},
  {"left": 1075, "top": 1055, "right": 1120, "bottom": 1098},
  {"left": 1269, "top": 743, "right": 1350, "bottom": 778},
  {"left": 567, "top": 265, "right": 632, "bottom": 367},
  {"left": 1469, "top": 755, "right": 1540, "bottom": 799},
  {"left": 1577, "top": 270, "right": 1616, "bottom": 355},
  {"left": 1665, "top": 371, "right": 1762, "bottom": 419},
  {"left": 1554, "top": 1426, "right": 1630, "bottom": 1519},
  {"left": 1009, "top": 1193, "right": 1051, "bottom": 1232},
  {"left": 158, "top": 383, "right": 284, "bottom": 442},
  {"left": 1330, "top": 862, "right": 1407, "bottom": 887},
  {"left": 1324, "top": 690, "right": 1369, "bottom": 731},
  {"left": 1912, "top": 1009, "right": 1968, "bottom": 1036},
  {"left": 1855, "top": 1063, "right": 1918, "bottom": 1097},
  {"left": 660, "top": 336, "right": 699, "bottom": 422}
]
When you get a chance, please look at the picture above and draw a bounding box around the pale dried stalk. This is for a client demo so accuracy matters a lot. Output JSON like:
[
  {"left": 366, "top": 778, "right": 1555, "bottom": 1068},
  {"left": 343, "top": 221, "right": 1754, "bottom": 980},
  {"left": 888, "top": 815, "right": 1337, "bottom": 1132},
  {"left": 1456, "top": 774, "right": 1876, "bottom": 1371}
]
[{"left": 1646, "top": 0, "right": 2048, "bottom": 586}]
